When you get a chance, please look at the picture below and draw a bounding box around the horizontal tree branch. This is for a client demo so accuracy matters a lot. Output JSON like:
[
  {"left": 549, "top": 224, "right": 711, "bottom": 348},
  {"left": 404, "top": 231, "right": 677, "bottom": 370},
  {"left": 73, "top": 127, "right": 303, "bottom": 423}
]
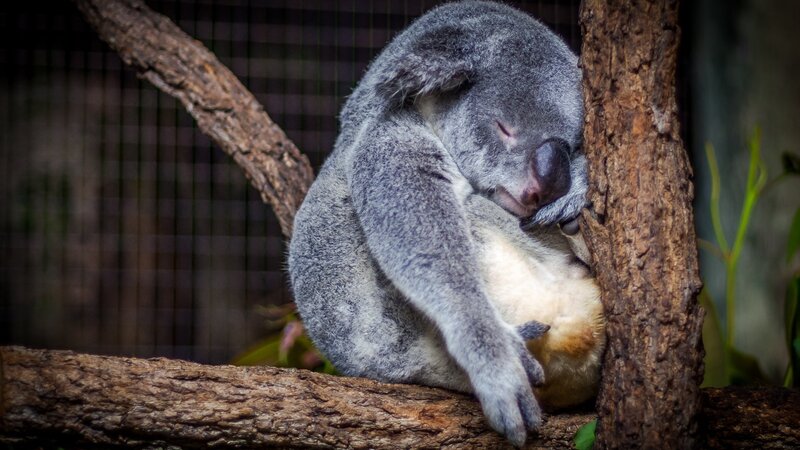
[
  {"left": 73, "top": 0, "right": 315, "bottom": 237},
  {"left": 1, "top": 346, "right": 798, "bottom": 449}
]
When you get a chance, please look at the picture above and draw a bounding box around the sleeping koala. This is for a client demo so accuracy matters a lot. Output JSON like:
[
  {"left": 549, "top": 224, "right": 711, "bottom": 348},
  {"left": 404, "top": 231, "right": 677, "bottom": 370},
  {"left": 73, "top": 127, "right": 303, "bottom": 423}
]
[{"left": 288, "top": 1, "right": 602, "bottom": 446}]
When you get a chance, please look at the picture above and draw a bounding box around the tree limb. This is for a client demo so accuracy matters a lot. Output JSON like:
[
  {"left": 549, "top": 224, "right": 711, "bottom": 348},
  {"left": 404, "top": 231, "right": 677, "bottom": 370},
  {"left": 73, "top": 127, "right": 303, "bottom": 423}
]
[
  {"left": 73, "top": 0, "right": 314, "bottom": 237},
  {"left": 0, "top": 346, "right": 587, "bottom": 449},
  {"left": 1, "top": 347, "right": 799, "bottom": 449}
]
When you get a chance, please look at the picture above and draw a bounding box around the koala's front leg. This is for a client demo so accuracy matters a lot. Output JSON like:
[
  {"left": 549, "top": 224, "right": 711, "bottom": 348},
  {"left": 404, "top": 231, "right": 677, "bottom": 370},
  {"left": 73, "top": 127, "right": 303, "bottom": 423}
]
[{"left": 350, "top": 129, "right": 543, "bottom": 447}]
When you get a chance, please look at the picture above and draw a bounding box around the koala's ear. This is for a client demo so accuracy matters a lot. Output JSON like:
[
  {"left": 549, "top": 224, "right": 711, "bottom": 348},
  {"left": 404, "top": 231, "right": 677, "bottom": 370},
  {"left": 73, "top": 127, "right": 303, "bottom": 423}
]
[{"left": 376, "top": 26, "right": 475, "bottom": 106}]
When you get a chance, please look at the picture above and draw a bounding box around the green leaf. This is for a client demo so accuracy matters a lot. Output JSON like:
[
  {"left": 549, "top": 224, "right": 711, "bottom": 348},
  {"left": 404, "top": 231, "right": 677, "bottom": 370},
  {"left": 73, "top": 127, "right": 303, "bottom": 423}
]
[
  {"left": 781, "top": 152, "right": 800, "bottom": 176},
  {"left": 574, "top": 419, "right": 597, "bottom": 450},
  {"left": 725, "top": 128, "right": 768, "bottom": 350},
  {"left": 700, "top": 289, "right": 727, "bottom": 387},
  {"left": 787, "top": 208, "right": 800, "bottom": 263},
  {"left": 705, "top": 142, "right": 729, "bottom": 253}
]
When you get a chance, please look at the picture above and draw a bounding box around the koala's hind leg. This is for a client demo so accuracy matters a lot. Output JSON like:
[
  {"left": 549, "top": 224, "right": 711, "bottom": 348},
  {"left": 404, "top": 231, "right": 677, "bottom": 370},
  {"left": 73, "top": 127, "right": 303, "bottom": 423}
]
[
  {"left": 298, "top": 259, "right": 471, "bottom": 391},
  {"left": 288, "top": 168, "right": 470, "bottom": 392}
]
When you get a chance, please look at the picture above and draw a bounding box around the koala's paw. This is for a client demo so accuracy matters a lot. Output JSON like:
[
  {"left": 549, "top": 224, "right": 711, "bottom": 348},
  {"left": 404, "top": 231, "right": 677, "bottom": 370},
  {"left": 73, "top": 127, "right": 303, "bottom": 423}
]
[
  {"left": 517, "top": 320, "right": 551, "bottom": 341},
  {"left": 470, "top": 333, "right": 544, "bottom": 447},
  {"left": 528, "top": 191, "right": 586, "bottom": 227}
]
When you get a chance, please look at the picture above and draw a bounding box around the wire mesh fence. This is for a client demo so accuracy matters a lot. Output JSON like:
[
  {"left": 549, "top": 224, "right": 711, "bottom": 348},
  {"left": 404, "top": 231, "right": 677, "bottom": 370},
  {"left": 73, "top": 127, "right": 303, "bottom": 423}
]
[{"left": 0, "top": 0, "right": 581, "bottom": 364}]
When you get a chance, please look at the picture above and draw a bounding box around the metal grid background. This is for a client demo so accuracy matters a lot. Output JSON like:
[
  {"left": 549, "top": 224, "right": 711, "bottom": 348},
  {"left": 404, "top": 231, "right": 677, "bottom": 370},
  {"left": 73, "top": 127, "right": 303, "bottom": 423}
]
[{"left": 0, "top": 0, "right": 581, "bottom": 364}]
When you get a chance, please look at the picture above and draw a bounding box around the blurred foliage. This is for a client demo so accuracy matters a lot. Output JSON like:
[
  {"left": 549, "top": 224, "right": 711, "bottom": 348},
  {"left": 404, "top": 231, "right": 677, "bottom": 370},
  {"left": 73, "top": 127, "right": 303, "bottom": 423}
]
[
  {"left": 784, "top": 210, "right": 800, "bottom": 387},
  {"left": 231, "top": 303, "right": 337, "bottom": 375},
  {"left": 701, "top": 128, "right": 800, "bottom": 387}
]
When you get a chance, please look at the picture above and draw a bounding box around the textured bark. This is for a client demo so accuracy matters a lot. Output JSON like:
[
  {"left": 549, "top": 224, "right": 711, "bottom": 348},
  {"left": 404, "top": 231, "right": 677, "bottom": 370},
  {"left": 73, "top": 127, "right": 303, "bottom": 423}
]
[
  {"left": 0, "top": 347, "right": 588, "bottom": 449},
  {"left": 698, "top": 387, "right": 800, "bottom": 449},
  {"left": 579, "top": 0, "right": 705, "bottom": 448},
  {"left": 1, "top": 347, "right": 798, "bottom": 449},
  {"left": 73, "top": 0, "right": 314, "bottom": 237}
]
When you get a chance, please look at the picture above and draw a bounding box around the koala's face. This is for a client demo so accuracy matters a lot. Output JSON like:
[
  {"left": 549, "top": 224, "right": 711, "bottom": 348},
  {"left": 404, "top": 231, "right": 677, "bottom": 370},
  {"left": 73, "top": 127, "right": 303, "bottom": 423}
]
[{"left": 425, "top": 35, "right": 584, "bottom": 224}]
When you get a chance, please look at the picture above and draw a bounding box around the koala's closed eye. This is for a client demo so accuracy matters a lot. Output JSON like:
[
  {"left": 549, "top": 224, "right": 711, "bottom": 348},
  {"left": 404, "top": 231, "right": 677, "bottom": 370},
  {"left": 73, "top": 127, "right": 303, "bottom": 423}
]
[
  {"left": 496, "top": 121, "right": 518, "bottom": 146},
  {"left": 496, "top": 121, "right": 513, "bottom": 137}
]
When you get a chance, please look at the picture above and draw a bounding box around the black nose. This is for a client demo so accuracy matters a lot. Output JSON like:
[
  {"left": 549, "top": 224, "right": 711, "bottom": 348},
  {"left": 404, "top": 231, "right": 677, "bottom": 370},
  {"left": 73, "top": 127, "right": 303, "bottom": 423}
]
[{"left": 524, "top": 138, "right": 571, "bottom": 209}]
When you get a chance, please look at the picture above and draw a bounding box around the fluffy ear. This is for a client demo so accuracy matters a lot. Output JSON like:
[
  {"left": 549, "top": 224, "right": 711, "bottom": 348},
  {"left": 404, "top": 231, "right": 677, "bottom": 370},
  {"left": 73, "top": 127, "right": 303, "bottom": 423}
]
[{"left": 376, "top": 26, "right": 475, "bottom": 105}]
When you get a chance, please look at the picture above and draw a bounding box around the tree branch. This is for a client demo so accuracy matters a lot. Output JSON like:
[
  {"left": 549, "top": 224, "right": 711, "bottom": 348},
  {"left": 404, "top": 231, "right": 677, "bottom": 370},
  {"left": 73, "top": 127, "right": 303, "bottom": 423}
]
[
  {"left": 73, "top": 0, "right": 314, "bottom": 237},
  {"left": 0, "top": 347, "right": 587, "bottom": 449},
  {"left": 1, "top": 347, "right": 798, "bottom": 448}
]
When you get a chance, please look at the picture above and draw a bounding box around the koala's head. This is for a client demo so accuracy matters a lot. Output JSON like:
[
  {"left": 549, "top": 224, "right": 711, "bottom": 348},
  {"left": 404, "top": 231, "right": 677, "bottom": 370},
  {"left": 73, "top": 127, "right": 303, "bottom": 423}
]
[{"left": 374, "top": 2, "right": 586, "bottom": 226}]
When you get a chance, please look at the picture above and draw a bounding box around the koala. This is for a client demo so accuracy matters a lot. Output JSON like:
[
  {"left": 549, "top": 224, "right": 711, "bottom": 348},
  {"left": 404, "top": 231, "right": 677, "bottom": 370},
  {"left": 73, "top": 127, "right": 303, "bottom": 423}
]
[{"left": 288, "top": 1, "right": 603, "bottom": 446}]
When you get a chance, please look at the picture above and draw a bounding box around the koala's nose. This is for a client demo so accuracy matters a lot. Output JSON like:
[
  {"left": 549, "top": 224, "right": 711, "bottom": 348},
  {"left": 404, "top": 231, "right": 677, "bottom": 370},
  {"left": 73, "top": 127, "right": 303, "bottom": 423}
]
[{"left": 522, "top": 139, "right": 571, "bottom": 209}]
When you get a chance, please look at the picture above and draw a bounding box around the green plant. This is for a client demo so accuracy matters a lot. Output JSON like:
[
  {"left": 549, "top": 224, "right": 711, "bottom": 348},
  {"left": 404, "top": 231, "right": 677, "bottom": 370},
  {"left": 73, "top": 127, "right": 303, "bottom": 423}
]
[
  {"left": 700, "top": 129, "right": 799, "bottom": 386},
  {"left": 231, "top": 303, "right": 337, "bottom": 375}
]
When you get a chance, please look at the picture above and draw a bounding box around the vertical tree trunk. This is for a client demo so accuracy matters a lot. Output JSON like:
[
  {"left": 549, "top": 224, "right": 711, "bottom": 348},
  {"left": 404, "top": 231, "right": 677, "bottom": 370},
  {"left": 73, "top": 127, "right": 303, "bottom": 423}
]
[{"left": 579, "top": 1, "right": 704, "bottom": 448}]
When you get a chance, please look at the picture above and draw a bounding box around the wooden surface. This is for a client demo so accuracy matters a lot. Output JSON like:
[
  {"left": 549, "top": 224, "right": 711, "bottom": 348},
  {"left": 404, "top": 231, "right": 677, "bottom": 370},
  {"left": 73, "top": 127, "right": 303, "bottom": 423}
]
[
  {"left": 73, "top": 0, "right": 314, "bottom": 237},
  {"left": 1, "top": 347, "right": 799, "bottom": 449},
  {"left": 0, "top": 347, "right": 588, "bottom": 449},
  {"left": 580, "top": 0, "right": 705, "bottom": 448}
]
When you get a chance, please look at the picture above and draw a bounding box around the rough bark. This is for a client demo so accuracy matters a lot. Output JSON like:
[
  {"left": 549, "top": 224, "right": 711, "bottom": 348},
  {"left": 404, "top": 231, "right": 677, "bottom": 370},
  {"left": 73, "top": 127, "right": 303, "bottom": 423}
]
[
  {"left": 0, "top": 347, "right": 588, "bottom": 449},
  {"left": 73, "top": 0, "right": 314, "bottom": 237},
  {"left": 1, "top": 347, "right": 798, "bottom": 449},
  {"left": 579, "top": 1, "right": 705, "bottom": 448},
  {"left": 698, "top": 387, "right": 800, "bottom": 449}
]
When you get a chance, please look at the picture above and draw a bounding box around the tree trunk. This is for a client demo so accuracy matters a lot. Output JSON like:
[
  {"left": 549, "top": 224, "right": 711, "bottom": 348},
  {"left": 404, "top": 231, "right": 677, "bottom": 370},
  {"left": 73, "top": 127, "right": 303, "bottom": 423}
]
[
  {"left": 73, "top": 0, "right": 314, "bottom": 237},
  {"left": 1, "top": 347, "right": 798, "bottom": 449},
  {"left": 580, "top": 1, "right": 705, "bottom": 448}
]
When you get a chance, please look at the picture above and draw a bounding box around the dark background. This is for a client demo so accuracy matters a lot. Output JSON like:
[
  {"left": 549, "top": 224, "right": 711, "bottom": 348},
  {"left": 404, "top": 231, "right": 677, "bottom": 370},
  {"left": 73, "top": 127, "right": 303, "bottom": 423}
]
[
  {"left": 0, "top": 0, "right": 580, "bottom": 364},
  {"left": 1, "top": 0, "right": 797, "bottom": 379}
]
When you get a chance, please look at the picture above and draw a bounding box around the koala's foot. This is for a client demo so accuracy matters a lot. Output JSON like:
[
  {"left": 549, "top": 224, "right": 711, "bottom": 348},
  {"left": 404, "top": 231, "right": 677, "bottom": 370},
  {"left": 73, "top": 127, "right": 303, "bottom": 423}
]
[{"left": 469, "top": 329, "right": 545, "bottom": 447}]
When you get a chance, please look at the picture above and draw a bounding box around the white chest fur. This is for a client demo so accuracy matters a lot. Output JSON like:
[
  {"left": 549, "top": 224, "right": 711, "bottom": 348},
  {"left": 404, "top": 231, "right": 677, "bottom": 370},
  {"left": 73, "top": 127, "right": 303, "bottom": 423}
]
[{"left": 478, "top": 228, "right": 605, "bottom": 409}]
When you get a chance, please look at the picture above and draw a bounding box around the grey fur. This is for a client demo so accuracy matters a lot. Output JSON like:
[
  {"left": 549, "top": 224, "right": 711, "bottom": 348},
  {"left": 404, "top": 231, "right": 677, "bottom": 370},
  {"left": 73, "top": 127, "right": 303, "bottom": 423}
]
[{"left": 288, "top": 1, "right": 585, "bottom": 446}]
